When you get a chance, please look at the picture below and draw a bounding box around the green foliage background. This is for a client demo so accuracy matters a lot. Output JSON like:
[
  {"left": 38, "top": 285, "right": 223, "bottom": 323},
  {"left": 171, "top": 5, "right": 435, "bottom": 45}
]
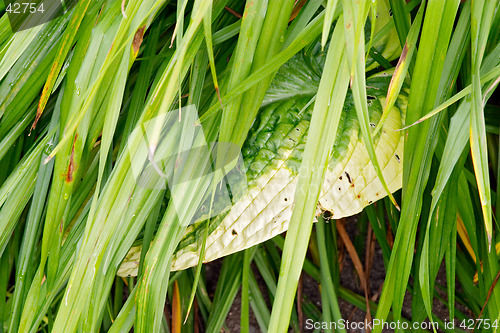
[{"left": 0, "top": 0, "right": 499, "bottom": 332}]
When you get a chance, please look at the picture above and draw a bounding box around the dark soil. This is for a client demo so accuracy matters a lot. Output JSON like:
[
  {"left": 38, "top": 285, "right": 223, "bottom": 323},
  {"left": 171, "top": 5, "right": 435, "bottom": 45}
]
[{"left": 203, "top": 214, "right": 462, "bottom": 332}]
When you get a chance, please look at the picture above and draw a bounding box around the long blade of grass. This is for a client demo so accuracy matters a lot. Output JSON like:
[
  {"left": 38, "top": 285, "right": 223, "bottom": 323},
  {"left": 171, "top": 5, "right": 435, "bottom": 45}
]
[
  {"left": 373, "top": 2, "right": 424, "bottom": 136},
  {"left": 419, "top": 150, "right": 465, "bottom": 328},
  {"left": 205, "top": 248, "right": 257, "bottom": 332},
  {"left": 413, "top": 3, "right": 474, "bottom": 321},
  {"left": 372, "top": 1, "right": 461, "bottom": 329},
  {"left": 388, "top": 0, "right": 411, "bottom": 48},
  {"left": 321, "top": 0, "right": 339, "bottom": 49},
  {"left": 400, "top": 63, "right": 500, "bottom": 130},
  {"left": 241, "top": 249, "right": 252, "bottom": 333},
  {"left": 32, "top": 0, "right": 91, "bottom": 129},
  {"left": 199, "top": 11, "right": 325, "bottom": 124},
  {"left": 249, "top": 270, "right": 270, "bottom": 331},
  {"left": 44, "top": 0, "right": 169, "bottom": 162},
  {"left": 221, "top": 0, "right": 296, "bottom": 148},
  {"left": 46, "top": 1, "right": 204, "bottom": 331},
  {"left": 133, "top": 3, "right": 229, "bottom": 331},
  {"left": 470, "top": 0, "right": 500, "bottom": 316},
  {"left": 217, "top": 0, "right": 268, "bottom": 146},
  {"left": 7, "top": 89, "right": 60, "bottom": 332},
  {"left": 343, "top": 0, "right": 399, "bottom": 208},
  {"left": 316, "top": 218, "right": 344, "bottom": 331},
  {"left": 0, "top": 25, "right": 43, "bottom": 82},
  {"left": 268, "top": 16, "right": 350, "bottom": 332},
  {"left": 469, "top": 0, "right": 497, "bottom": 247},
  {"left": 203, "top": 0, "right": 222, "bottom": 104}
]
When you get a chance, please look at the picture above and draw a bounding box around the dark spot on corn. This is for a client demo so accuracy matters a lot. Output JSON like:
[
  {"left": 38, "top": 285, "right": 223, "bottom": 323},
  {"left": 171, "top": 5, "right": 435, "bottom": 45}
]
[
  {"left": 345, "top": 172, "right": 352, "bottom": 184},
  {"left": 65, "top": 133, "right": 78, "bottom": 183},
  {"left": 232, "top": 229, "right": 238, "bottom": 235},
  {"left": 322, "top": 210, "right": 333, "bottom": 220},
  {"left": 395, "top": 154, "right": 401, "bottom": 162},
  {"left": 132, "top": 26, "right": 145, "bottom": 54}
]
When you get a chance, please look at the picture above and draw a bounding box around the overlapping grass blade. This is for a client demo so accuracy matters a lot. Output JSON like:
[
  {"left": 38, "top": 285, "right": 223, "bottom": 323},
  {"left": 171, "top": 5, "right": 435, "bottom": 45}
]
[
  {"left": 388, "top": 0, "right": 411, "bottom": 48},
  {"left": 316, "top": 218, "right": 344, "bottom": 332},
  {"left": 249, "top": 270, "right": 270, "bottom": 331},
  {"left": 268, "top": 16, "right": 349, "bottom": 331},
  {"left": 134, "top": 2, "right": 228, "bottom": 331},
  {"left": 372, "top": 1, "right": 461, "bottom": 329},
  {"left": 7, "top": 92, "right": 60, "bottom": 332},
  {"left": 33, "top": 0, "right": 91, "bottom": 127},
  {"left": 469, "top": 0, "right": 497, "bottom": 246},
  {"left": 32, "top": 1, "right": 200, "bottom": 331},
  {"left": 199, "top": 11, "right": 325, "bottom": 123},
  {"left": 343, "top": 0, "right": 399, "bottom": 208},
  {"left": 241, "top": 249, "right": 252, "bottom": 333},
  {"left": 220, "top": 0, "right": 296, "bottom": 147},
  {"left": 416, "top": 2, "right": 471, "bottom": 322},
  {"left": 0, "top": 25, "right": 43, "bottom": 81},
  {"left": 401, "top": 63, "right": 500, "bottom": 129},
  {"left": 373, "top": 2, "right": 423, "bottom": 136},
  {"left": 44, "top": 0, "right": 169, "bottom": 161},
  {"left": 321, "top": 0, "right": 339, "bottom": 49},
  {"left": 0, "top": 131, "right": 49, "bottom": 255}
]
